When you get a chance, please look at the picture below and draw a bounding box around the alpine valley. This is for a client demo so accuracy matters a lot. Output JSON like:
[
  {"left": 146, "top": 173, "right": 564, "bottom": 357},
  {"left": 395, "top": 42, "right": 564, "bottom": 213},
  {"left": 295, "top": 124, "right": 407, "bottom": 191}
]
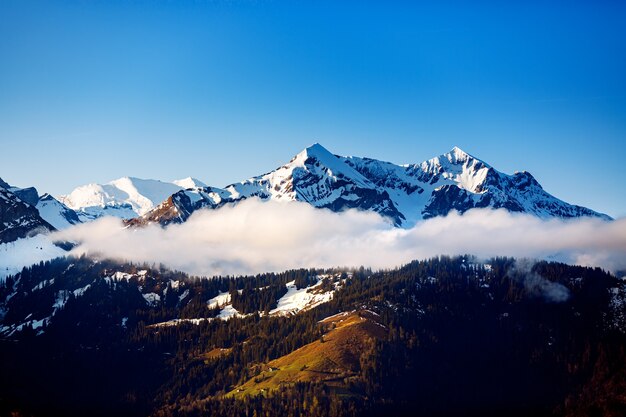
[{"left": 0, "top": 145, "right": 624, "bottom": 417}]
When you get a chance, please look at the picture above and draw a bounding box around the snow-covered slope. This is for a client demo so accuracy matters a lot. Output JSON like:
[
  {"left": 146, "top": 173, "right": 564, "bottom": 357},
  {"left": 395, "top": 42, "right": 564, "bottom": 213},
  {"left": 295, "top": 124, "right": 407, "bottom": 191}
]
[
  {"left": 35, "top": 194, "right": 82, "bottom": 230},
  {"left": 269, "top": 277, "right": 337, "bottom": 316},
  {"left": 131, "top": 144, "right": 610, "bottom": 228},
  {"left": 59, "top": 177, "right": 205, "bottom": 220},
  {"left": 0, "top": 234, "right": 67, "bottom": 280}
]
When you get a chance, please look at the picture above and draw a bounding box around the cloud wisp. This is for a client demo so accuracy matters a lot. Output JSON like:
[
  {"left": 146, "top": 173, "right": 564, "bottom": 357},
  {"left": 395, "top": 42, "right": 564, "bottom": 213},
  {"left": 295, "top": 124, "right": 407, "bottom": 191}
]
[
  {"left": 53, "top": 199, "right": 626, "bottom": 277},
  {"left": 506, "top": 258, "right": 571, "bottom": 303}
]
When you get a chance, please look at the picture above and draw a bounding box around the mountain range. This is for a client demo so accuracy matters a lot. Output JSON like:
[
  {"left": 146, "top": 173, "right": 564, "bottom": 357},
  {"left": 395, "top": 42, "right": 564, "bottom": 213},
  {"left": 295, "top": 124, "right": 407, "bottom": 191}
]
[
  {"left": 89, "top": 144, "right": 615, "bottom": 228},
  {"left": 0, "top": 144, "right": 611, "bottom": 245}
]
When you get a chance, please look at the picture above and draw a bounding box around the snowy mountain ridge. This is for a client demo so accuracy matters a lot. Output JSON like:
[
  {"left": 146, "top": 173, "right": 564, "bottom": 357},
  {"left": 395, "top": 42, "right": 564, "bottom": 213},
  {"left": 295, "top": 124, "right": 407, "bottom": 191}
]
[
  {"left": 1, "top": 144, "right": 611, "bottom": 234},
  {"left": 129, "top": 143, "right": 610, "bottom": 227},
  {"left": 59, "top": 176, "right": 206, "bottom": 221}
]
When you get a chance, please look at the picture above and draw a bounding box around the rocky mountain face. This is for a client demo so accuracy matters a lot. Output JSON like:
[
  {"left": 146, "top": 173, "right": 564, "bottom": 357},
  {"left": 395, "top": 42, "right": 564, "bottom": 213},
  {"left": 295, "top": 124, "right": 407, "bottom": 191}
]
[
  {"left": 0, "top": 178, "right": 82, "bottom": 241},
  {"left": 130, "top": 144, "right": 610, "bottom": 228},
  {"left": 0, "top": 186, "right": 54, "bottom": 244}
]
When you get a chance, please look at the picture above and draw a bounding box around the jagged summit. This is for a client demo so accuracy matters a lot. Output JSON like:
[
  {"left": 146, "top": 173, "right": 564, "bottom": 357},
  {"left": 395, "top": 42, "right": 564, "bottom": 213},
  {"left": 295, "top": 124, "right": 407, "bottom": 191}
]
[
  {"left": 301, "top": 142, "right": 333, "bottom": 158},
  {"left": 426, "top": 146, "right": 489, "bottom": 169},
  {"left": 290, "top": 143, "right": 342, "bottom": 168},
  {"left": 445, "top": 146, "right": 480, "bottom": 164},
  {"left": 449, "top": 145, "right": 469, "bottom": 158}
]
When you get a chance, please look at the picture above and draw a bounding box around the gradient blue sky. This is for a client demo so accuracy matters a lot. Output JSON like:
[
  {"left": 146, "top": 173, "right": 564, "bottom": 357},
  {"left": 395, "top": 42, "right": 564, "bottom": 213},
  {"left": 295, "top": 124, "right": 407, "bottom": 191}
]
[{"left": 1, "top": 1, "right": 625, "bottom": 217}]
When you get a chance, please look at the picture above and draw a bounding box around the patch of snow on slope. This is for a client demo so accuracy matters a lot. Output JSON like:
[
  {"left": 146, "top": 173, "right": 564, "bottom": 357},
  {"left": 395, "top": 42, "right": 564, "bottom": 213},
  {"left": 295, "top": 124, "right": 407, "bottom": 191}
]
[
  {"left": 207, "top": 291, "right": 231, "bottom": 309},
  {"left": 53, "top": 283, "right": 93, "bottom": 311},
  {"left": 105, "top": 271, "right": 134, "bottom": 282},
  {"left": 32, "top": 278, "right": 55, "bottom": 291},
  {"left": 0, "top": 235, "right": 67, "bottom": 281},
  {"left": 178, "top": 289, "right": 190, "bottom": 302},
  {"left": 150, "top": 318, "right": 211, "bottom": 327},
  {"left": 143, "top": 292, "right": 161, "bottom": 306},
  {"left": 73, "top": 284, "right": 91, "bottom": 297},
  {"left": 205, "top": 291, "right": 247, "bottom": 320},
  {"left": 270, "top": 278, "right": 335, "bottom": 316},
  {"left": 218, "top": 304, "right": 245, "bottom": 320},
  {"left": 1, "top": 317, "right": 51, "bottom": 337},
  {"left": 53, "top": 291, "right": 68, "bottom": 309}
]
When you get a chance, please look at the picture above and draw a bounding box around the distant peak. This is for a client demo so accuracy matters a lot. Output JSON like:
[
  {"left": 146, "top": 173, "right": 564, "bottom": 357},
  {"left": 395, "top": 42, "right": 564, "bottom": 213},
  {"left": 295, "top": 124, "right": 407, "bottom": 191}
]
[{"left": 173, "top": 177, "right": 208, "bottom": 189}]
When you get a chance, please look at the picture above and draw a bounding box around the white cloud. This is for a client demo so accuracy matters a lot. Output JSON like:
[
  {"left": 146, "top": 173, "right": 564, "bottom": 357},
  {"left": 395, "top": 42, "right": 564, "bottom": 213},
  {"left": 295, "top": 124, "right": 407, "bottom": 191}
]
[{"left": 52, "top": 199, "right": 626, "bottom": 277}]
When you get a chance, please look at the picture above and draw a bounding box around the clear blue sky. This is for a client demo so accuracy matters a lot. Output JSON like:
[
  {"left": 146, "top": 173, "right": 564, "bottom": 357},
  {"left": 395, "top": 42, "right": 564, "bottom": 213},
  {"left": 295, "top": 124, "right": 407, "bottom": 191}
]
[{"left": 1, "top": 0, "right": 625, "bottom": 217}]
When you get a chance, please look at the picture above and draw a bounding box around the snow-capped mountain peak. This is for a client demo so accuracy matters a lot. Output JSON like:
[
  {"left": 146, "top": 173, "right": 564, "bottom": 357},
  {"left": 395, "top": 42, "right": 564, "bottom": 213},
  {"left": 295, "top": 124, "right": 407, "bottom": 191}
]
[
  {"left": 107, "top": 177, "right": 183, "bottom": 212},
  {"left": 286, "top": 142, "right": 375, "bottom": 189},
  {"left": 59, "top": 177, "right": 199, "bottom": 221},
  {"left": 128, "top": 143, "right": 405, "bottom": 227},
  {"left": 294, "top": 142, "right": 338, "bottom": 164},
  {"left": 446, "top": 146, "right": 475, "bottom": 164},
  {"left": 421, "top": 146, "right": 487, "bottom": 171}
]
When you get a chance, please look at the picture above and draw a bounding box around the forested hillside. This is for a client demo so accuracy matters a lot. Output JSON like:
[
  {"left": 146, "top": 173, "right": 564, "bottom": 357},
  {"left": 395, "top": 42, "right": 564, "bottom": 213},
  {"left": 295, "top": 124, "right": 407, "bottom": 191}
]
[{"left": 1, "top": 255, "right": 625, "bottom": 417}]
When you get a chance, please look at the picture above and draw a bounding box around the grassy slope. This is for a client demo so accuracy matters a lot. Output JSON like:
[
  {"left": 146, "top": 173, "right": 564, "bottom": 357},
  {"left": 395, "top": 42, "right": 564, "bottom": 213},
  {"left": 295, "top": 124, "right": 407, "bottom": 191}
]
[{"left": 227, "top": 310, "right": 387, "bottom": 398}]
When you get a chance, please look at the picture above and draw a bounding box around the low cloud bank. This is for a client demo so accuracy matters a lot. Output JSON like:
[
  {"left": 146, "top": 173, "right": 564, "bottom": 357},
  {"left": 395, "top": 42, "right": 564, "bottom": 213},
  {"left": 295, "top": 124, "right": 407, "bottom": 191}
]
[{"left": 53, "top": 199, "right": 626, "bottom": 277}]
